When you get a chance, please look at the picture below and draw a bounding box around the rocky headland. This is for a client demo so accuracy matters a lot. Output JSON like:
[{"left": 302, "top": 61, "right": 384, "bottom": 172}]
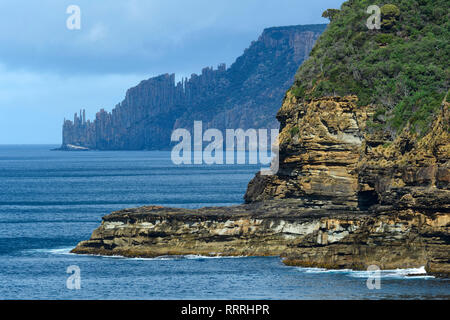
[
  {"left": 72, "top": 96, "right": 449, "bottom": 277},
  {"left": 61, "top": 24, "right": 326, "bottom": 150},
  {"left": 72, "top": 0, "right": 449, "bottom": 277}
]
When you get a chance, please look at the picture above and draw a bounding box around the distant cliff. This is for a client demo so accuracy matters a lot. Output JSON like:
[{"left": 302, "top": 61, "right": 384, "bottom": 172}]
[{"left": 61, "top": 24, "right": 326, "bottom": 150}]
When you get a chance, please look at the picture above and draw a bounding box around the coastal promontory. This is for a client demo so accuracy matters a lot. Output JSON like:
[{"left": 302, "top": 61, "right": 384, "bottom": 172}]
[
  {"left": 72, "top": 0, "right": 449, "bottom": 277},
  {"left": 61, "top": 24, "right": 326, "bottom": 150}
]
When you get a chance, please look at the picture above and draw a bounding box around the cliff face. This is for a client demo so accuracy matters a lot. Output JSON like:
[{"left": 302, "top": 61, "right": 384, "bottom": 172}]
[
  {"left": 72, "top": 100, "right": 449, "bottom": 276},
  {"left": 62, "top": 24, "right": 326, "bottom": 150},
  {"left": 72, "top": 204, "right": 449, "bottom": 276},
  {"left": 245, "top": 95, "right": 371, "bottom": 209},
  {"left": 245, "top": 94, "right": 450, "bottom": 212},
  {"left": 359, "top": 104, "right": 450, "bottom": 212},
  {"left": 73, "top": 203, "right": 449, "bottom": 275}
]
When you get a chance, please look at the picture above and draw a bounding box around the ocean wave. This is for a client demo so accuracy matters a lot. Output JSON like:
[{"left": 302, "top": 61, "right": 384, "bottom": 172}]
[
  {"left": 24, "top": 247, "right": 75, "bottom": 255},
  {"left": 26, "top": 248, "right": 247, "bottom": 261},
  {"left": 301, "top": 267, "right": 353, "bottom": 273},
  {"left": 296, "top": 266, "right": 434, "bottom": 279},
  {"left": 182, "top": 254, "right": 247, "bottom": 259},
  {"left": 103, "top": 254, "right": 248, "bottom": 261}
]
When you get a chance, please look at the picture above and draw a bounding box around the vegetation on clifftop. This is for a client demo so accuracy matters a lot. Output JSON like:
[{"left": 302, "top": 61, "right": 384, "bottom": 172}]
[{"left": 291, "top": 0, "right": 449, "bottom": 135}]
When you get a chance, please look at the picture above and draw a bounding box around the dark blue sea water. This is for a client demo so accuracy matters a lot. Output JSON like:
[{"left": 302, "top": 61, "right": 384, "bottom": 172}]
[{"left": 0, "top": 145, "right": 448, "bottom": 299}]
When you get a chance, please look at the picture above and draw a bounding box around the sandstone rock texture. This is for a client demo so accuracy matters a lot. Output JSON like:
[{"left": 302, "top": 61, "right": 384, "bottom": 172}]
[
  {"left": 61, "top": 25, "right": 326, "bottom": 150},
  {"left": 72, "top": 201, "right": 449, "bottom": 276},
  {"left": 245, "top": 94, "right": 370, "bottom": 208},
  {"left": 73, "top": 96, "right": 449, "bottom": 277}
]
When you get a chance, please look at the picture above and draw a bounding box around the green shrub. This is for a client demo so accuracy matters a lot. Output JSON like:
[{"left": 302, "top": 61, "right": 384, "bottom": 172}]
[
  {"left": 375, "top": 33, "right": 394, "bottom": 45},
  {"left": 322, "top": 9, "right": 340, "bottom": 21},
  {"left": 290, "top": 126, "right": 300, "bottom": 137},
  {"left": 381, "top": 4, "right": 401, "bottom": 29},
  {"left": 291, "top": 86, "right": 305, "bottom": 98}
]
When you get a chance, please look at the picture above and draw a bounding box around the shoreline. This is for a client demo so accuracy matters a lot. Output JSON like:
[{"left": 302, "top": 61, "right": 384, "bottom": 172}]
[
  {"left": 71, "top": 200, "right": 450, "bottom": 278},
  {"left": 68, "top": 247, "right": 437, "bottom": 279}
]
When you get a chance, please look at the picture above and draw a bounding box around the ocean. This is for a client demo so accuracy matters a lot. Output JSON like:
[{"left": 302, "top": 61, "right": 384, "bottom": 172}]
[{"left": 0, "top": 145, "right": 448, "bottom": 299}]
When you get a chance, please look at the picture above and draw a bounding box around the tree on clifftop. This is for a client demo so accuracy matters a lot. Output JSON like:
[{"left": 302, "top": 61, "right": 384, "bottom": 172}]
[
  {"left": 381, "top": 4, "right": 400, "bottom": 30},
  {"left": 322, "top": 9, "right": 340, "bottom": 22}
]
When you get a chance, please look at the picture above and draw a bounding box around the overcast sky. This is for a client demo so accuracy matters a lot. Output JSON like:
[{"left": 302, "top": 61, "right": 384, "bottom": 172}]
[{"left": 0, "top": 0, "right": 343, "bottom": 144}]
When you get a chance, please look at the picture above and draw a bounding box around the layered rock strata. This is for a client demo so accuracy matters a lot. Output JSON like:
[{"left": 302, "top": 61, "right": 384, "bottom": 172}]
[
  {"left": 72, "top": 201, "right": 449, "bottom": 276},
  {"left": 245, "top": 94, "right": 371, "bottom": 209},
  {"left": 73, "top": 98, "right": 449, "bottom": 277}
]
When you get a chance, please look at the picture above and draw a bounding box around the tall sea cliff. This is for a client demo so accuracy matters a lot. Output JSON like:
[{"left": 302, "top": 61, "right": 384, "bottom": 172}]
[{"left": 62, "top": 24, "right": 326, "bottom": 150}]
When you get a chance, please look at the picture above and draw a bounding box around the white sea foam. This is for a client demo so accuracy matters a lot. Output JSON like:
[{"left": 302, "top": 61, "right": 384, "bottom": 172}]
[
  {"left": 127, "top": 257, "right": 177, "bottom": 261},
  {"left": 28, "top": 248, "right": 435, "bottom": 280},
  {"left": 183, "top": 254, "right": 247, "bottom": 259},
  {"left": 47, "top": 247, "right": 74, "bottom": 255},
  {"left": 301, "top": 267, "right": 353, "bottom": 273},
  {"left": 296, "top": 265, "right": 434, "bottom": 279},
  {"left": 121, "top": 254, "right": 248, "bottom": 261},
  {"left": 87, "top": 254, "right": 247, "bottom": 260},
  {"left": 348, "top": 266, "right": 433, "bottom": 279},
  {"left": 25, "top": 247, "right": 75, "bottom": 255},
  {"left": 28, "top": 248, "right": 247, "bottom": 261}
]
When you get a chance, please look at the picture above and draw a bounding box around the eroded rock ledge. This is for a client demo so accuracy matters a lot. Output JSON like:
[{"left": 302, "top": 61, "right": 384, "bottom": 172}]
[{"left": 72, "top": 200, "right": 449, "bottom": 277}]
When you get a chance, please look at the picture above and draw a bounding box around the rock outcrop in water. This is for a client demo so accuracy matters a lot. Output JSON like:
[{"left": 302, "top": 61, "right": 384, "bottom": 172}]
[
  {"left": 72, "top": 1, "right": 449, "bottom": 277},
  {"left": 61, "top": 24, "right": 326, "bottom": 150},
  {"left": 73, "top": 201, "right": 449, "bottom": 275},
  {"left": 72, "top": 98, "right": 449, "bottom": 277}
]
